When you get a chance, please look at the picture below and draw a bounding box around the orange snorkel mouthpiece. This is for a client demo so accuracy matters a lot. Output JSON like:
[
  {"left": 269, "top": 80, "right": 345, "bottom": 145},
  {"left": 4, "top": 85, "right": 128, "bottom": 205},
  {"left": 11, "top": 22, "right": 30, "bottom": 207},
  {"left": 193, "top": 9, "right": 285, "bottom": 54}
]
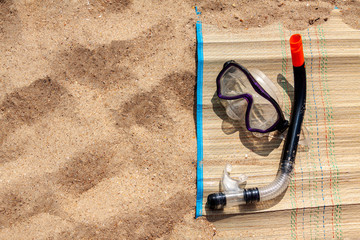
[{"left": 290, "top": 34, "right": 304, "bottom": 67}]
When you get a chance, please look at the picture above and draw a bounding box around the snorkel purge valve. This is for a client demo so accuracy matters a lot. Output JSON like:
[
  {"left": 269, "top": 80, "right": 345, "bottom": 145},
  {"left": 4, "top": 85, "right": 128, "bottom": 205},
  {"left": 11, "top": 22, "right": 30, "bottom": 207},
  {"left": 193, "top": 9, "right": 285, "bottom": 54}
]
[{"left": 207, "top": 34, "right": 307, "bottom": 209}]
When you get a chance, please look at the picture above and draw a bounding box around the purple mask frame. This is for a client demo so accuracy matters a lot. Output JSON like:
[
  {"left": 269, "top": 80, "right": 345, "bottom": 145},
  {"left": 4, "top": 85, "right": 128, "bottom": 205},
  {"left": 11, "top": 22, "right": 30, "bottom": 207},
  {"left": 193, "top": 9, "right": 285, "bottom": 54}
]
[{"left": 216, "top": 61, "right": 288, "bottom": 133}]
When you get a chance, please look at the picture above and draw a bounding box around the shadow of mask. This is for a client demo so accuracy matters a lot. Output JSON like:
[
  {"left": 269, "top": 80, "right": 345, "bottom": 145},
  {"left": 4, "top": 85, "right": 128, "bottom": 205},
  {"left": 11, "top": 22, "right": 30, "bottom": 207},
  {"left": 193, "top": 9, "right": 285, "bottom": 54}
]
[{"left": 211, "top": 92, "right": 283, "bottom": 157}]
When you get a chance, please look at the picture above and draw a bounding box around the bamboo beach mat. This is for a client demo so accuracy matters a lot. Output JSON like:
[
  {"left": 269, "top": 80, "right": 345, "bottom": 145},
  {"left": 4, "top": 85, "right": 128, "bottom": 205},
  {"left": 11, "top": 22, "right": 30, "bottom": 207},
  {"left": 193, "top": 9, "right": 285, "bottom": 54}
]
[{"left": 196, "top": 10, "right": 360, "bottom": 239}]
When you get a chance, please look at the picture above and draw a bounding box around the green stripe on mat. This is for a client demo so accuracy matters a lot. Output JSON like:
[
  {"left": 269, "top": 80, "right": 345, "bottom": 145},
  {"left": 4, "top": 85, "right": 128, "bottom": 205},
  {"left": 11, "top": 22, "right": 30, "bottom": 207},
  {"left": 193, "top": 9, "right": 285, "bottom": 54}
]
[
  {"left": 303, "top": 30, "right": 321, "bottom": 239},
  {"left": 308, "top": 27, "right": 323, "bottom": 239},
  {"left": 317, "top": 25, "right": 343, "bottom": 239}
]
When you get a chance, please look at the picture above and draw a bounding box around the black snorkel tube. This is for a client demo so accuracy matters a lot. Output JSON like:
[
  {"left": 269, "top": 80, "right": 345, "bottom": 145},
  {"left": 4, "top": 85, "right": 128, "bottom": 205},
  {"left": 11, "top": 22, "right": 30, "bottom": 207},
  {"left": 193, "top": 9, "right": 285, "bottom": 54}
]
[{"left": 207, "top": 34, "right": 307, "bottom": 209}]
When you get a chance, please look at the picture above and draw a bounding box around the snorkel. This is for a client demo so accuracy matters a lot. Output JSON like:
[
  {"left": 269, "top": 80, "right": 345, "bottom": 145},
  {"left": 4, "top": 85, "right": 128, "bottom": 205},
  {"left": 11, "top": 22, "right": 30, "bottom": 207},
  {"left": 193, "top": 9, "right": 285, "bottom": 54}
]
[{"left": 207, "top": 34, "right": 307, "bottom": 209}]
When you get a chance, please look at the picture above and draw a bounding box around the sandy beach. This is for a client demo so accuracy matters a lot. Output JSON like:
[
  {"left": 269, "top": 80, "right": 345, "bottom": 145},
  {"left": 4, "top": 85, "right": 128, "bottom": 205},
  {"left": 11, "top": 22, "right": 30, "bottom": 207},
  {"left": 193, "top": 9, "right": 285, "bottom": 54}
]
[{"left": 0, "top": 0, "right": 359, "bottom": 239}]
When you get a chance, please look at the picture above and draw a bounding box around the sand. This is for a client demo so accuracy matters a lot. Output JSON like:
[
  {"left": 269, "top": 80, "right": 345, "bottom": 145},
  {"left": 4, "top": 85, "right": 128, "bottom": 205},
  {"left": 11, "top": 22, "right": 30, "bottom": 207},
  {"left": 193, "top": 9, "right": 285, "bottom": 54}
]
[{"left": 0, "top": 0, "right": 358, "bottom": 239}]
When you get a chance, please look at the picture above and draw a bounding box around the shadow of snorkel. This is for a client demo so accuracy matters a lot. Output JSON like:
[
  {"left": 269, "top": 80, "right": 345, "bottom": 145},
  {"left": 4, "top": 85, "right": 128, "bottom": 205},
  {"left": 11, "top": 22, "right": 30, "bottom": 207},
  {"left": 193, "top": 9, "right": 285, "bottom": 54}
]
[{"left": 277, "top": 73, "right": 294, "bottom": 109}]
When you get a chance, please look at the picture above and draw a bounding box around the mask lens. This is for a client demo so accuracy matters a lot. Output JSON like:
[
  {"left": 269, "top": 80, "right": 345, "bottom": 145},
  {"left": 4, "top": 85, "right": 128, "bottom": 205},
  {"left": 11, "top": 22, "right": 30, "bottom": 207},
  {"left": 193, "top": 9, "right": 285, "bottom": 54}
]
[
  {"left": 225, "top": 98, "right": 248, "bottom": 121},
  {"left": 248, "top": 96, "right": 279, "bottom": 130},
  {"left": 219, "top": 66, "right": 252, "bottom": 97}
]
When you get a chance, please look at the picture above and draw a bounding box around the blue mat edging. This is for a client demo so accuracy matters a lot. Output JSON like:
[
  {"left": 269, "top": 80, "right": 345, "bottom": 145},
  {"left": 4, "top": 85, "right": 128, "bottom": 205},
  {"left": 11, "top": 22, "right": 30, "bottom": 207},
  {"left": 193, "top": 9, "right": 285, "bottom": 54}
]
[{"left": 195, "top": 20, "right": 204, "bottom": 218}]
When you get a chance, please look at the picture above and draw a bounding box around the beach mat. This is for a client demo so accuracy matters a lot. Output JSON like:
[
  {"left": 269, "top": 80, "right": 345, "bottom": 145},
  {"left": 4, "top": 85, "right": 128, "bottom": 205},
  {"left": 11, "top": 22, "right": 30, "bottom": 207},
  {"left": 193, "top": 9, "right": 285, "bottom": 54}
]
[{"left": 196, "top": 9, "right": 360, "bottom": 239}]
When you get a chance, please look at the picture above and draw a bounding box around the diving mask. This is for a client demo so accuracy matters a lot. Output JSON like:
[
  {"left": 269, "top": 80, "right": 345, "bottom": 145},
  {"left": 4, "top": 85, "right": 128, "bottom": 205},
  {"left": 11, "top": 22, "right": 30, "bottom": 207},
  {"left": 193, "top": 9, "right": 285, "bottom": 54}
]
[{"left": 216, "top": 61, "right": 288, "bottom": 133}]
